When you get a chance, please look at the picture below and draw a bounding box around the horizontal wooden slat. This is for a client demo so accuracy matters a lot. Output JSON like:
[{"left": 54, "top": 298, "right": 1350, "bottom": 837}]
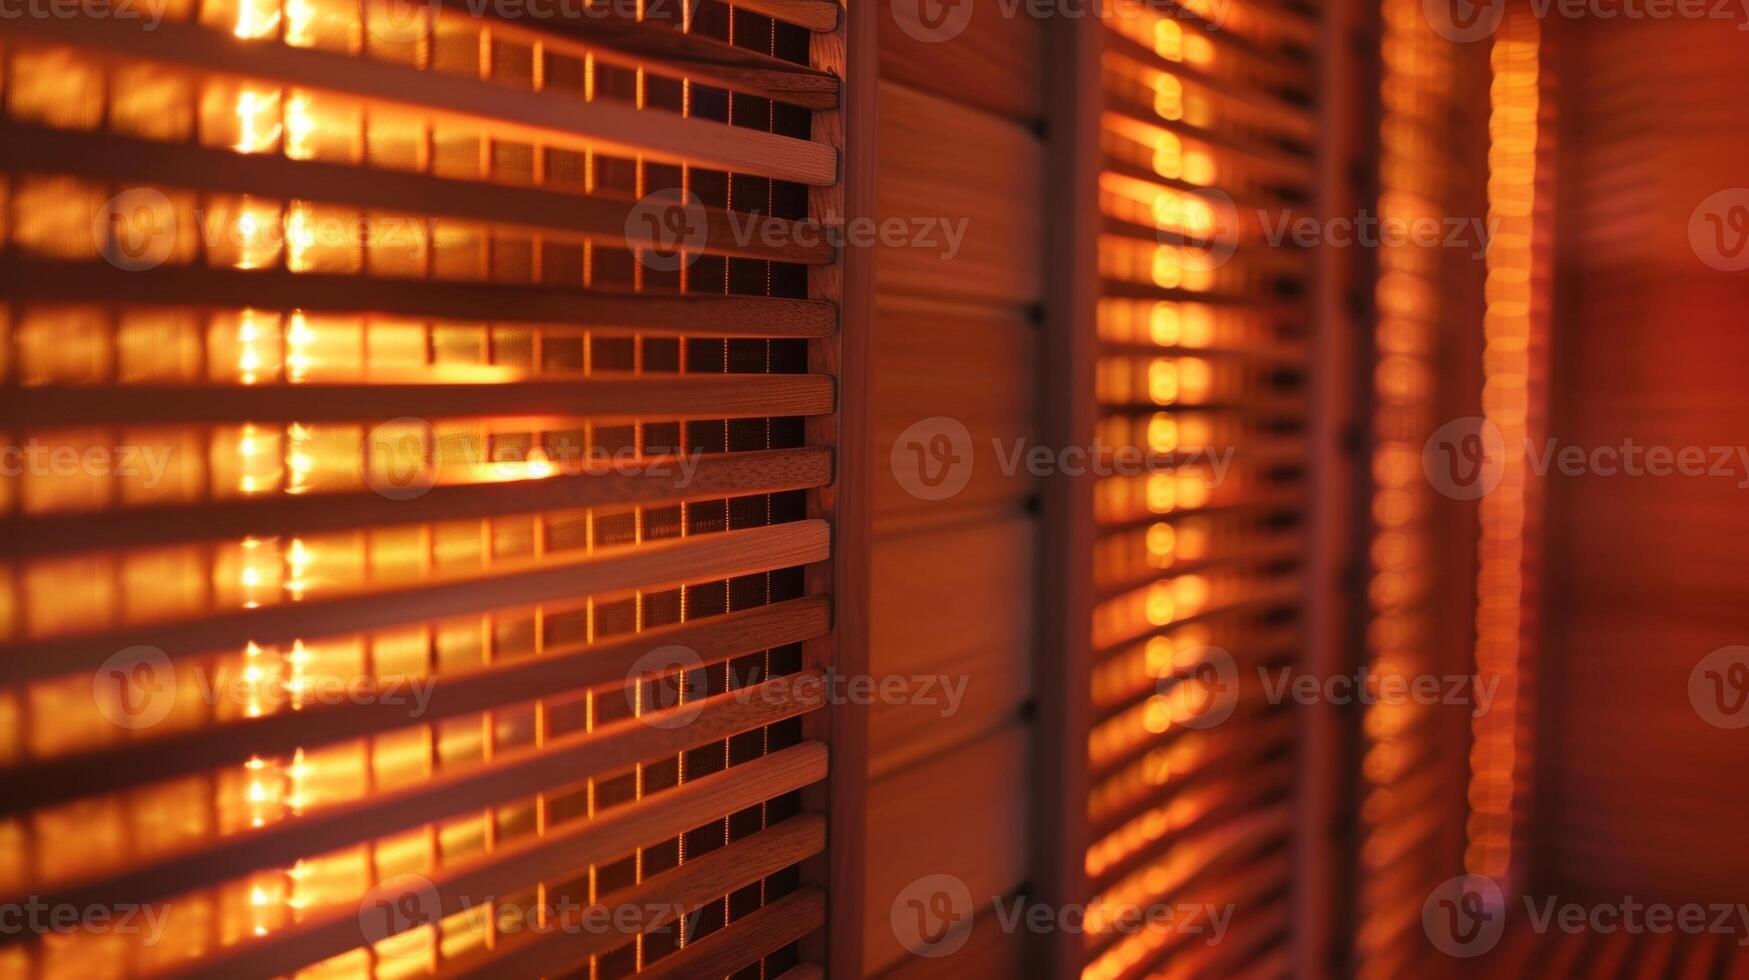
[
  {"left": 165, "top": 740, "right": 829, "bottom": 979},
  {"left": 434, "top": 0, "right": 839, "bottom": 109},
  {"left": 634, "top": 887, "right": 826, "bottom": 980},
  {"left": 0, "top": 121, "right": 832, "bottom": 266},
  {"left": 447, "top": 815, "right": 827, "bottom": 978},
  {"left": 4, "top": 677, "right": 828, "bottom": 935},
  {"left": 0, "top": 519, "right": 830, "bottom": 685},
  {"left": 0, "top": 374, "right": 834, "bottom": 425},
  {"left": 4, "top": 16, "right": 837, "bottom": 185},
  {"left": 2, "top": 447, "right": 832, "bottom": 557},
  {"left": 0, "top": 259, "right": 837, "bottom": 337},
  {"left": 0, "top": 594, "right": 830, "bottom": 817},
  {"left": 732, "top": 0, "right": 838, "bottom": 31}
]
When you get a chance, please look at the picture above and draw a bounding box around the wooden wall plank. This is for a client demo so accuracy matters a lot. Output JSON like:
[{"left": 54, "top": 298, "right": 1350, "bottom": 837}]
[
  {"left": 869, "top": 516, "right": 1035, "bottom": 778},
  {"left": 862, "top": 724, "right": 1032, "bottom": 974},
  {"left": 875, "top": 82, "right": 1044, "bottom": 307}
]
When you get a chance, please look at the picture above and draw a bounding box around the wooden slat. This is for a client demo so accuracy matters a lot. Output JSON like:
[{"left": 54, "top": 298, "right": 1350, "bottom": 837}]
[
  {"left": 0, "top": 121, "right": 832, "bottom": 266},
  {"left": 4, "top": 16, "right": 837, "bottom": 185},
  {"left": 634, "top": 887, "right": 826, "bottom": 980},
  {"left": 2, "top": 447, "right": 831, "bottom": 557},
  {"left": 0, "top": 374, "right": 834, "bottom": 425},
  {"left": 0, "top": 258, "right": 835, "bottom": 336},
  {"left": 436, "top": 0, "right": 840, "bottom": 109},
  {"left": 9, "top": 679, "right": 829, "bottom": 932},
  {"left": 0, "top": 519, "right": 830, "bottom": 685},
  {"left": 0, "top": 595, "right": 830, "bottom": 817},
  {"left": 448, "top": 816, "right": 827, "bottom": 978},
  {"left": 733, "top": 0, "right": 838, "bottom": 31},
  {"left": 166, "top": 741, "right": 828, "bottom": 979}
]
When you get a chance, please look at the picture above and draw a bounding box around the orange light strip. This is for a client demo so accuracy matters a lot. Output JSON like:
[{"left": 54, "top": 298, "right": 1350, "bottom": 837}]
[{"left": 1466, "top": 11, "right": 1540, "bottom": 886}]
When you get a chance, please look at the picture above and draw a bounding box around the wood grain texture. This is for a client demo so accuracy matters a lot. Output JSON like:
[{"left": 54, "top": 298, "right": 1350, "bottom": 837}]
[
  {"left": 0, "top": 520, "right": 831, "bottom": 685},
  {"left": 872, "top": 301, "right": 1039, "bottom": 529},
  {"left": 876, "top": 82, "right": 1044, "bottom": 307},
  {"left": 6, "top": 15, "right": 838, "bottom": 185},
  {"left": 862, "top": 723, "right": 1031, "bottom": 974},
  {"left": 868, "top": 516, "right": 1035, "bottom": 778}
]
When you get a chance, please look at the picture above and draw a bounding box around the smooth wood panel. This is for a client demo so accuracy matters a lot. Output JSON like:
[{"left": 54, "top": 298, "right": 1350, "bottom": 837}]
[
  {"left": 872, "top": 301, "right": 1038, "bottom": 527},
  {"left": 875, "top": 82, "right": 1044, "bottom": 307},
  {"left": 877, "top": 0, "right": 1042, "bottom": 121},
  {"left": 869, "top": 516, "right": 1034, "bottom": 777},
  {"left": 862, "top": 723, "right": 1031, "bottom": 974},
  {"left": 1540, "top": 15, "right": 1749, "bottom": 905}
]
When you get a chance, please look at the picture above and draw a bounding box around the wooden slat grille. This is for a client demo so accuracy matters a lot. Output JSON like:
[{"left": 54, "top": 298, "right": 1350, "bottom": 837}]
[
  {"left": 1081, "top": 2, "right": 1317, "bottom": 978},
  {"left": 0, "top": 0, "right": 848, "bottom": 974}
]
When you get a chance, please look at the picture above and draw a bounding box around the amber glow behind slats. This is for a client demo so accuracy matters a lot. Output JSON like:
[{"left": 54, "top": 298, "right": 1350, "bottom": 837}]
[
  {"left": 1081, "top": 3, "right": 1314, "bottom": 978},
  {"left": 0, "top": 0, "right": 836, "bottom": 974}
]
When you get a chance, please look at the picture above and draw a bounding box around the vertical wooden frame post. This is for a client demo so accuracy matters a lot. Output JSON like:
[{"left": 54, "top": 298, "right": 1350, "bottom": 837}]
[
  {"left": 802, "top": 0, "right": 874, "bottom": 975},
  {"left": 1032, "top": 8, "right": 1101, "bottom": 978}
]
